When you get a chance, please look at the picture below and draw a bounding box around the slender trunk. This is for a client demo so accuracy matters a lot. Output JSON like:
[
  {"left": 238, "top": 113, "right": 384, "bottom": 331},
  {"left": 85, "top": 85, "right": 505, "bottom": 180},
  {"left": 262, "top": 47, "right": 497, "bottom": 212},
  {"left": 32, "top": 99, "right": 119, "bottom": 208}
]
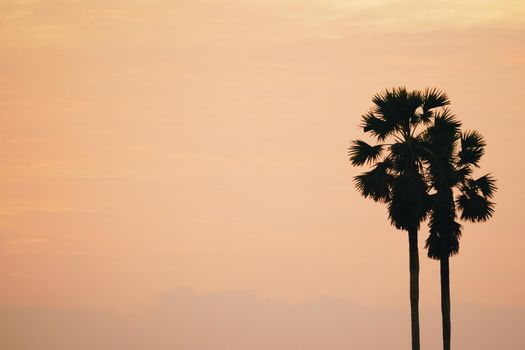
[
  {"left": 441, "top": 257, "right": 451, "bottom": 350},
  {"left": 408, "top": 228, "right": 420, "bottom": 350}
]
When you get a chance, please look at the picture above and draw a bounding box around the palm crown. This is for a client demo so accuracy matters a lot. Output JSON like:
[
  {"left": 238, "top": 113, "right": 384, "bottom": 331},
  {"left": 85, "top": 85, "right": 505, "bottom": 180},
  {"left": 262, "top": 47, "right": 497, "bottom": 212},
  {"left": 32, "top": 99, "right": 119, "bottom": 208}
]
[
  {"left": 422, "top": 110, "right": 496, "bottom": 259},
  {"left": 349, "top": 87, "right": 451, "bottom": 231}
]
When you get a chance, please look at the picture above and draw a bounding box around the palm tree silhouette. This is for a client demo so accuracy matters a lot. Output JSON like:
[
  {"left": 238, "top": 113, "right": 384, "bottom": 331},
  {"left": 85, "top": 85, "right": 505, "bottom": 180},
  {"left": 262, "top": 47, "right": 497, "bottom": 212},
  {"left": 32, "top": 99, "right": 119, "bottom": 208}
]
[
  {"left": 349, "top": 87, "right": 448, "bottom": 350},
  {"left": 422, "top": 109, "right": 496, "bottom": 350}
]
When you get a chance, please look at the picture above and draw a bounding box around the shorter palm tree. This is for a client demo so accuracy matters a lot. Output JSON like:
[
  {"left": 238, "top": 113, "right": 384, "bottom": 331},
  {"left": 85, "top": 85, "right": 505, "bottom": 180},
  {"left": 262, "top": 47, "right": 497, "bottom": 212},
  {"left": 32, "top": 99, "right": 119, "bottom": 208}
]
[{"left": 422, "top": 113, "right": 496, "bottom": 350}]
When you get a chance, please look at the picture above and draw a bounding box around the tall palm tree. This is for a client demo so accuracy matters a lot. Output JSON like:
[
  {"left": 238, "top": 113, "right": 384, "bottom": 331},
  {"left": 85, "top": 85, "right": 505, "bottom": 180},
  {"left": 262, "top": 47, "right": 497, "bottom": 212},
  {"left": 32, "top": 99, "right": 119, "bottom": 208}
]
[
  {"left": 349, "top": 87, "right": 448, "bottom": 350},
  {"left": 422, "top": 111, "right": 496, "bottom": 350}
]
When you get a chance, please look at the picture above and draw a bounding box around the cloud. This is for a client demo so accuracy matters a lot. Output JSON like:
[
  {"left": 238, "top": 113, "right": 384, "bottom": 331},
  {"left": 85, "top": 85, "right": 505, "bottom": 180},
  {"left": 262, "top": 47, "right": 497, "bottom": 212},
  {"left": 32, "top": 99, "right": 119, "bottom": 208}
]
[
  {"left": 6, "top": 238, "right": 44, "bottom": 245},
  {"left": 1, "top": 288, "right": 524, "bottom": 350},
  {"left": 1, "top": 0, "right": 524, "bottom": 49}
]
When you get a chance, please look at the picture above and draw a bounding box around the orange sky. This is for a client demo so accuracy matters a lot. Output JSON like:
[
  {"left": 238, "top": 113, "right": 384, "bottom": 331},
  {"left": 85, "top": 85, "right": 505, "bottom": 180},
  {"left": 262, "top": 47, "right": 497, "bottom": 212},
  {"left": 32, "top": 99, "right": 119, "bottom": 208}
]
[{"left": 1, "top": 0, "right": 525, "bottom": 348}]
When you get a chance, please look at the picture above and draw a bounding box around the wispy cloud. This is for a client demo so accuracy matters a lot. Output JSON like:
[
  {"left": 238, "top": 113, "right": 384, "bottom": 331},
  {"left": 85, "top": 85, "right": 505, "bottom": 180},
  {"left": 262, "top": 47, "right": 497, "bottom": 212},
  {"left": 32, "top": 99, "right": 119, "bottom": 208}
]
[
  {"left": 6, "top": 237, "right": 44, "bottom": 245},
  {"left": 1, "top": 0, "right": 524, "bottom": 49}
]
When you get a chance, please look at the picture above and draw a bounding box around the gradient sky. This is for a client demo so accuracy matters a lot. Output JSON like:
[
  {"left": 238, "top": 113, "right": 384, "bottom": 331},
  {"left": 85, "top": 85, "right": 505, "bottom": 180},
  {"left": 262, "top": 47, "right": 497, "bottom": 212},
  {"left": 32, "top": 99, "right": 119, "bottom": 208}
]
[{"left": 1, "top": 0, "right": 525, "bottom": 348}]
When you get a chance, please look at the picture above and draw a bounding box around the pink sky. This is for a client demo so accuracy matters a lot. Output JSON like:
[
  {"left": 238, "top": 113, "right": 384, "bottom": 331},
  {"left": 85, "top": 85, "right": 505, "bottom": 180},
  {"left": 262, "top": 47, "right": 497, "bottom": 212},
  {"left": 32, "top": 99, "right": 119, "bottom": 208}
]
[{"left": 1, "top": 0, "right": 525, "bottom": 348}]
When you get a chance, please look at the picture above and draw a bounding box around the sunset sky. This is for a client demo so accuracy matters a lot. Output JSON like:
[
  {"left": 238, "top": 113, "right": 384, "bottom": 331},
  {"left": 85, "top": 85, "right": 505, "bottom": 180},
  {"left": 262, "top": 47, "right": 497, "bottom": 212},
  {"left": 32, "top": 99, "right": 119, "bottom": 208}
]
[{"left": 1, "top": 0, "right": 525, "bottom": 349}]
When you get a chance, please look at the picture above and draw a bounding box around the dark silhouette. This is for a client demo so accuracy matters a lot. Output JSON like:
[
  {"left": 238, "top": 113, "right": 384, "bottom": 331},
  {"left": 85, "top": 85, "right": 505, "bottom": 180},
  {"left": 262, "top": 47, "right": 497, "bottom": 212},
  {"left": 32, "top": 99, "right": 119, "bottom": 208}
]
[
  {"left": 422, "top": 104, "right": 496, "bottom": 350},
  {"left": 349, "top": 87, "right": 449, "bottom": 350}
]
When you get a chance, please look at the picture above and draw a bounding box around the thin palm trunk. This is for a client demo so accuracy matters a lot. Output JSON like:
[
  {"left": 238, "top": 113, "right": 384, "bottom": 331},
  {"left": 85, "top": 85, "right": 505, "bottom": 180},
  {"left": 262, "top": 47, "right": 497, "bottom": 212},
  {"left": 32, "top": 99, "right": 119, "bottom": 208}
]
[
  {"left": 441, "top": 257, "right": 451, "bottom": 350},
  {"left": 408, "top": 228, "right": 420, "bottom": 350}
]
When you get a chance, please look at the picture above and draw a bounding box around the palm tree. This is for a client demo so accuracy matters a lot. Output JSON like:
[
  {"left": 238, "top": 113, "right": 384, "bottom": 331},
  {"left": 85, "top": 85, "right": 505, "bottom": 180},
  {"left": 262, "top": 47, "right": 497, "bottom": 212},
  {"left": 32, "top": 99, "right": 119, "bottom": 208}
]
[
  {"left": 349, "top": 87, "right": 448, "bottom": 350},
  {"left": 422, "top": 110, "right": 496, "bottom": 350}
]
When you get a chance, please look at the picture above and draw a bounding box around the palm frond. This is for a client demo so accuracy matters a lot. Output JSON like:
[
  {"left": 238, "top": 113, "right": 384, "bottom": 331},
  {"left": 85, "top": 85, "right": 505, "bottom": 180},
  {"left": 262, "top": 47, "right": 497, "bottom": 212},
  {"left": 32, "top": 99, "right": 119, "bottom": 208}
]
[
  {"left": 419, "top": 110, "right": 433, "bottom": 125},
  {"left": 348, "top": 140, "right": 384, "bottom": 166},
  {"left": 432, "top": 109, "right": 462, "bottom": 135},
  {"left": 473, "top": 174, "right": 497, "bottom": 198},
  {"left": 423, "top": 109, "right": 460, "bottom": 156},
  {"left": 425, "top": 221, "right": 461, "bottom": 260},
  {"left": 453, "top": 166, "right": 473, "bottom": 186},
  {"left": 457, "top": 192, "right": 495, "bottom": 222},
  {"left": 419, "top": 88, "right": 450, "bottom": 125},
  {"left": 422, "top": 88, "right": 450, "bottom": 111},
  {"left": 458, "top": 130, "right": 485, "bottom": 167},
  {"left": 361, "top": 111, "right": 394, "bottom": 141},
  {"left": 426, "top": 189, "right": 462, "bottom": 259},
  {"left": 353, "top": 160, "right": 394, "bottom": 203},
  {"left": 372, "top": 87, "right": 422, "bottom": 130},
  {"left": 406, "top": 90, "right": 424, "bottom": 123},
  {"left": 389, "top": 141, "right": 412, "bottom": 170}
]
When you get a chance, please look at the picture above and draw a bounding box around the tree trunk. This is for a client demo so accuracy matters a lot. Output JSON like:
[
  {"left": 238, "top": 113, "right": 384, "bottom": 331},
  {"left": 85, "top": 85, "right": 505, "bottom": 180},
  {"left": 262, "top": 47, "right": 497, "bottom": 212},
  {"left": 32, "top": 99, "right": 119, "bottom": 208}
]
[
  {"left": 441, "top": 257, "right": 451, "bottom": 350},
  {"left": 408, "top": 228, "right": 420, "bottom": 350}
]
